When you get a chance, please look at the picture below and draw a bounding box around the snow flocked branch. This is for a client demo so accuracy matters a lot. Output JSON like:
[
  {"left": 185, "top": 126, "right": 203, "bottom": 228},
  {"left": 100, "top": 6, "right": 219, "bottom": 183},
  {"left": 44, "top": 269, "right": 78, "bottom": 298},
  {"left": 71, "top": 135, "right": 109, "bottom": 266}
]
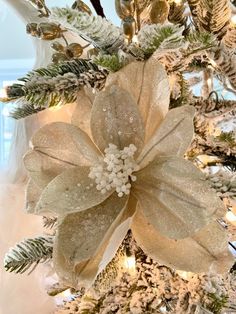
[
  {"left": 6, "top": 59, "right": 108, "bottom": 119},
  {"left": 51, "top": 7, "right": 124, "bottom": 53},
  {"left": 4, "top": 236, "right": 53, "bottom": 274}
]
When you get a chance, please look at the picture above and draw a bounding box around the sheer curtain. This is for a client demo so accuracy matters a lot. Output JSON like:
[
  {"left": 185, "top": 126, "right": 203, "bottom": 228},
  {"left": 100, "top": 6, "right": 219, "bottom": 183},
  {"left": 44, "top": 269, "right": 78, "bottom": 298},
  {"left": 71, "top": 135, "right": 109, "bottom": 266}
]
[{"left": 0, "top": 1, "right": 75, "bottom": 313}]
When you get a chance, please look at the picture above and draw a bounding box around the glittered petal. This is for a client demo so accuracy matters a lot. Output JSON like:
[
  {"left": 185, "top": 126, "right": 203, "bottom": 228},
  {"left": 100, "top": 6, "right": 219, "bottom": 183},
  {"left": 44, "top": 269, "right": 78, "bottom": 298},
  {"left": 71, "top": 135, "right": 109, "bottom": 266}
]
[
  {"left": 35, "top": 166, "right": 114, "bottom": 215},
  {"left": 25, "top": 179, "right": 43, "bottom": 214},
  {"left": 71, "top": 88, "right": 93, "bottom": 137},
  {"left": 133, "top": 157, "right": 225, "bottom": 239},
  {"left": 91, "top": 85, "right": 145, "bottom": 155},
  {"left": 137, "top": 106, "right": 195, "bottom": 169},
  {"left": 24, "top": 122, "right": 101, "bottom": 188},
  {"left": 132, "top": 209, "right": 233, "bottom": 273},
  {"left": 24, "top": 150, "right": 75, "bottom": 189},
  {"left": 53, "top": 193, "right": 129, "bottom": 287},
  {"left": 79, "top": 195, "right": 137, "bottom": 286},
  {"left": 106, "top": 57, "right": 170, "bottom": 142}
]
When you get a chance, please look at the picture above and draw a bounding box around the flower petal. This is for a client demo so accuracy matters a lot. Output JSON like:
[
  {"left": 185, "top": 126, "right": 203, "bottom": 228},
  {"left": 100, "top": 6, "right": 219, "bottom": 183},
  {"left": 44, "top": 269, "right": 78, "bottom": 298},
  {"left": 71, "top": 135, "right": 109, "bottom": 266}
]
[
  {"left": 35, "top": 166, "right": 114, "bottom": 215},
  {"left": 90, "top": 85, "right": 145, "bottom": 155},
  {"left": 133, "top": 157, "right": 225, "bottom": 239},
  {"left": 137, "top": 106, "right": 195, "bottom": 169},
  {"left": 24, "top": 150, "right": 75, "bottom": 189},
  {"left": 106, "top": 57, "right": 170, "bottom": 142},
  {"left": 25, "top": 179, "right": 43, "bottom": 214},
  {"left": 78, "top": 195, "right": 137, "bottom": 286},
  {"left": 24, "top": 122, "right": 101, "bottom": 188},
  {"left": 132, "top": 209, "right": 233, "bottom": 273},
  {"left": 53, "top": 193, "right": 129, "bottom": 287},
  {"left": 71, "top": 88, "right": 93, "bottom": 137}
]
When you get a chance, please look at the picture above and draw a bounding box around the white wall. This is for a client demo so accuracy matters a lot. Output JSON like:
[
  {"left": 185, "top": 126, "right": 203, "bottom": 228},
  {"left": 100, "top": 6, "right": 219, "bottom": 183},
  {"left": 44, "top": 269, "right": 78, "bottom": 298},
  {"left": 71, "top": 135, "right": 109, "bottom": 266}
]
[{"left": 0, "top": 0, "right": 119, "bottom": 61}]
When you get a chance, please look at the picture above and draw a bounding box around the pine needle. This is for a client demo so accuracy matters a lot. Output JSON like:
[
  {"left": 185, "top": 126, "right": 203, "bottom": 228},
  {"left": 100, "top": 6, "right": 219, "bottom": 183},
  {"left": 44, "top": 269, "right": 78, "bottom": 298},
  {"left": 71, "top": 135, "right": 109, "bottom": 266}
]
[{"left": 4, "top": 236, "right": 53, "bottom": 274}]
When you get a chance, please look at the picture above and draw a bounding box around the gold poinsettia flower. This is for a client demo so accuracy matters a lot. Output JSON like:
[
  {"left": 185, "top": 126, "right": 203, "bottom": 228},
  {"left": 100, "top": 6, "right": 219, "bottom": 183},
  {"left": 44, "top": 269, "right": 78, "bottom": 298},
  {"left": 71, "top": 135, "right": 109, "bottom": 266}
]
[{"left": 24, "top": 57, "right": 233, "bottom": 288}]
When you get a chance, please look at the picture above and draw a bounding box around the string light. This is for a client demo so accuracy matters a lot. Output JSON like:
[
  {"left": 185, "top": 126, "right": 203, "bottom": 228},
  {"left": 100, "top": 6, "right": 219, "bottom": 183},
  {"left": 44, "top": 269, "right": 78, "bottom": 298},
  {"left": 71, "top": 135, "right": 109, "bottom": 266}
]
[
  {"left": 132, "top": 34, "right": 139, "bottom": 44},
  {"left": 55, "top": 288, "right": 73, "bottom": 305},
  {"left": 173, "top": 0, "right": 182, "bottom": 4},
  {"left": 176, "top": 270, "right": 194, "bottom": 280},
  {"left": 231, "top": 15, "right": 236, "bottom": 26},
  {"left": 124, "top": 255, "right": 136, "bottom": 271},
  {"left": 225, "top": 210, "right": 236, "bottom": 226},
  {"left": 124, "top": 247, "right": 136, "bottom": 275}
]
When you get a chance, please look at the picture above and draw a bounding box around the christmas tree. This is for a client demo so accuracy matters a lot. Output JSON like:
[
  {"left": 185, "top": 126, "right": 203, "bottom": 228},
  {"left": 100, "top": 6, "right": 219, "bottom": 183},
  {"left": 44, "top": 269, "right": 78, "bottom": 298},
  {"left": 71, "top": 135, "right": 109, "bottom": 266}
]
[{"left": 2, "top": 0, "right": 236, "bottom": 313}]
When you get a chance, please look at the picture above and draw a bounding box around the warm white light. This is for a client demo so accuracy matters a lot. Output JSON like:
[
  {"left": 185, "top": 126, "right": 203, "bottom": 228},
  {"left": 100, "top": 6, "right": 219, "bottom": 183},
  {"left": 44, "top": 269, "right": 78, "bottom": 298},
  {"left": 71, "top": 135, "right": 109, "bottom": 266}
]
[
  {"left": 231, "top": 15, "right": 236, "bottom": 26},
  {"left": 209, "top": 59, "right": 217, "bottom": 68},
  {"left": 176, "top": 270, "right": 194, "bottom": 280},
  {"left": 132, "top": 35, "right": 139, "bottom": 44},
  {"left": 124, "top": 256, "right": 136, "bottom": 274},
  {"left": 159, "top": 306, "right": 167, "bottom": 313},
  {"left": 61, "top": 289, "right": 72, "bottom": 298},
  {"left": 173, "top": 0, "right": 182, "bottom": 4},
  {"left": 226, "top": 211, "right": 236, "bottom": 224}
]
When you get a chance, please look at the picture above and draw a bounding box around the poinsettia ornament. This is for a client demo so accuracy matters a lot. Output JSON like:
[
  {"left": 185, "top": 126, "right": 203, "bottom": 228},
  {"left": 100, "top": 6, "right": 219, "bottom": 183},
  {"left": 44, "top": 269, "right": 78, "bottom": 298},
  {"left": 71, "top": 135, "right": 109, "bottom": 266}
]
[{"left": 24, "top": 57, "right": 233, "bottom": 288}]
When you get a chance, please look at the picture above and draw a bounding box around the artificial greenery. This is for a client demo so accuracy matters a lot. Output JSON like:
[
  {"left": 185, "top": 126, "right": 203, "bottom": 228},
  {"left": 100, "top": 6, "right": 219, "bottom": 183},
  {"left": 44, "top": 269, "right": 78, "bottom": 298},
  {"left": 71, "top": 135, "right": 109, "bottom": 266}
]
[
  {"left": 6, "top": 59, "right": 107, "bottom": 118},
  {"left": 206, "top": 293, "right": 229, "bottom": 314},
  {"left": 51, "top": 7, "right": 123, "bottom": 53},
  {"left": 186, "top": 31, "right": 217, "bottom": 53},
  {"left": 10, "top": 102, "right": 45, "bottom": 120},
  {"left": 130, "top": 23, "right": 185, "bottom": 59},
  {"left": 216, "top": 131, "right": 236, "bottom": 147},
  {"left": 93, "top": 53, "right": 126, "bottom": 72},
  {"left": 4, "top": 236, "right": 53, "bottom": 274},
  {"left": 43, "top": 216, "right": 58, "bottom": 229}
]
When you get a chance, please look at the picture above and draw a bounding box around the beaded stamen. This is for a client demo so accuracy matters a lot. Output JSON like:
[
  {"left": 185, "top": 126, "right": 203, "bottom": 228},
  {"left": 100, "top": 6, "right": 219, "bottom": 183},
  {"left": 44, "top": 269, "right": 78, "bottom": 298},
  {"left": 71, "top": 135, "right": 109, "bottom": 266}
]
[{"left": 89, "top": 144, "right": 140, "bottom": 197}]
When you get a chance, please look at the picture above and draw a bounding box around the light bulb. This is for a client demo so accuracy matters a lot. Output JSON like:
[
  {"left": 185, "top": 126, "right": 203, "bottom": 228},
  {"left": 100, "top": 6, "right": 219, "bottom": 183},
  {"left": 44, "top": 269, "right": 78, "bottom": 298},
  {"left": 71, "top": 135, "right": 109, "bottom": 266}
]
[
  {"left": 61, "top": 289, "right": 72, "bottom": 298},
  {"left": 124, "top": 255, "right": 136, "bottom": 274},
  {"left": 132, "top": 35, "right": 139, "bottom": 44},
  {"left": 226, "top": 211, "right": 236, "bottom": 225},
  {"left": 173, "top": 0, "right": 182, "bottom": 4},
  {"left": 176, "top": 270, "right": 193, "bottom": 280},
  {"left": 231, "top": 15, "right": 236, "bottom": 26}
]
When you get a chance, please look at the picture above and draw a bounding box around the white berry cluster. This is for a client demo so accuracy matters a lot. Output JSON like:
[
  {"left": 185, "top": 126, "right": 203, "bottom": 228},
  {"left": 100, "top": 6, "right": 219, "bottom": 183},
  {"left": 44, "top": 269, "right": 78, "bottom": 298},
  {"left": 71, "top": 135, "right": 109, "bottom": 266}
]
[{"left": 89, "top": 143, "right": 140, "bottom": 197}]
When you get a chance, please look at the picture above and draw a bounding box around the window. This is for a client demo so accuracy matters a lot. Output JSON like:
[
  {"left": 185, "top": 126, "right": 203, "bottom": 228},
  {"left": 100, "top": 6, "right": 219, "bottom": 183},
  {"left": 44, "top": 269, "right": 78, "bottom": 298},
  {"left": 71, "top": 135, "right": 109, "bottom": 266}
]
[{"left": 0, "top": 59, "right": 34, "bottom": 166}]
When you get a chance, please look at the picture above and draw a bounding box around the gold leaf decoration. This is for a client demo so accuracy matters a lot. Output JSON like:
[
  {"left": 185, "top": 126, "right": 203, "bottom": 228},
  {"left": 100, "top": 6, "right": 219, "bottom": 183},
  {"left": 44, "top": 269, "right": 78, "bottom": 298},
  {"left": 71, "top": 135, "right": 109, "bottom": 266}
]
[{"left": 197, "top": 0, "right": 231, "bottom": 39}]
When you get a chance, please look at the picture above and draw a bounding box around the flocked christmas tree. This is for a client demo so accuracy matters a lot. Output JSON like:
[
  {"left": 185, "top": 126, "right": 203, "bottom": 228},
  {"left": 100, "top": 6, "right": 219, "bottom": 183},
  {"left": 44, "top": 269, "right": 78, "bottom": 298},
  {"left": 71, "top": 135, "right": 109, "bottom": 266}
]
[{"left": 2, "top": 0, "right": 236, "bottom": 313}]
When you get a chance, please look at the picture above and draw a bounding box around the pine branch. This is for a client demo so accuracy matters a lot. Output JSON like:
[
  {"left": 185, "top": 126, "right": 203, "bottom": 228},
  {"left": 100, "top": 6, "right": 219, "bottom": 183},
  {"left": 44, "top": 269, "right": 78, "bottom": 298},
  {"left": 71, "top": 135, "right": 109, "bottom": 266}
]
[
  {"left": 130, "top": 23, "right": 186, "bottom": 59},
  {"left": 10, "top": 102, "right": 45, "bottom": 120},
  {"left": 209, "top": 48, "right": 236, "bottom": 91},
  {"left": 4, "top": 236, "right": 53, "bottom": 274},
  {"left": 6, "top": 59, "right": 108, "bottom": 118},
  {"left": 43, "top": 216, "right": 58, "bottom": 229},
  {"left": 51, "top": 7, "right": 123, "bottom": 53},
  {"left": 186, "top": 31, "right": 216, "bottom": 50},
  {"left": 206, "top": 293, "right": 229, "bottom": 314},
  {"left": 93, "top": 53, "right": 127, "bottom": 72},
  {"left": 23, "top": 58, "right": 105, "bottom": 79},
  {"left": 170, "top": 74, "right": 191, "bottom": 108}
]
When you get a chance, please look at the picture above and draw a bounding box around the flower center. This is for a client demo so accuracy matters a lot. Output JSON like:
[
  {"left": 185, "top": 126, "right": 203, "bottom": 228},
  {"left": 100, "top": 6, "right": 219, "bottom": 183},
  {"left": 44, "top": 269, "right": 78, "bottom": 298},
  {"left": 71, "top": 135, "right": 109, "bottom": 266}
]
[{"left": 89, "top": 144, "right": 140, "bottom": 197}]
